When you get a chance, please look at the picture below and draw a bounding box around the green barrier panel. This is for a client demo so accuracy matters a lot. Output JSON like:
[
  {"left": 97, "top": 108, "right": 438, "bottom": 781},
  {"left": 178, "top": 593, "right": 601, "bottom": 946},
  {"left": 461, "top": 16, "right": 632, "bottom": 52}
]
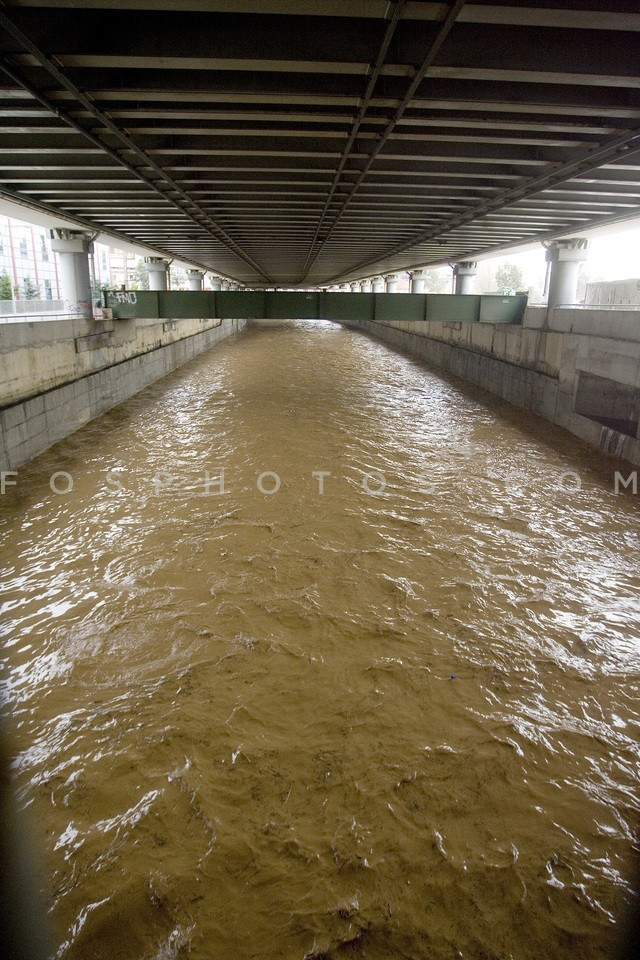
[
  {"left": 425, "top": 294, "right": 480, "bottom": 323},
  {"left": 266, "top": 291, "right": 320, "bottom": 319},
  {"left": 322, "top": 292, "right": 375, "bottom": 321},
  {"left": 216, "top": 291, "right": 267, "bottom": 318},
  {"left": 104, "top": 290, "right": 159, "bottom": 319},
  {"left": 159, "top": 291, "right": 215, "bottom": 319},
  {"left": 479, "top": 295, "right": 527, "bottom": 324},
  {"left": 374, "top": 293, "right": 426, "bottom": 322},
  {"left": 103, "top": 288, "right": 527, "bottom": 325}
]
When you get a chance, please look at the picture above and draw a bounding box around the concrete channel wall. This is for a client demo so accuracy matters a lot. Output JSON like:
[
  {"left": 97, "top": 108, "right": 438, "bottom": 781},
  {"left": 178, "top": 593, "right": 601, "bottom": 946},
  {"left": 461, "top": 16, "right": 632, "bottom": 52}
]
[
  {"left": 0, "top": 315, "right": 244, "bottom": 471},
  {"left": 2, "top": 304, "right": 639, "bottom": 472},
  {"left": 336, "top": 307, "right": 640, "bottom": 467}
]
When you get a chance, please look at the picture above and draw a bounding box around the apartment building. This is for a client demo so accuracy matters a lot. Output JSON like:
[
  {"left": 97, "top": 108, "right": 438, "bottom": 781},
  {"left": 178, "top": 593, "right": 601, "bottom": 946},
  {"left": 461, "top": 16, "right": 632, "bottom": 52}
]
[{"left": 0, "top": 215, "right": 62, "bottom": 300}]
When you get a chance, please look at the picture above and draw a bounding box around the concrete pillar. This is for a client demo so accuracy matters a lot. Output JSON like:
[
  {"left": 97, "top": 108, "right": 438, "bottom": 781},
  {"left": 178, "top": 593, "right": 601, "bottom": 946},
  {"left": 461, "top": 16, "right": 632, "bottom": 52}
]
[
  {"left": 453, "top": 261, "right": 477, "bottom": 295},
  {"left": 146, "top": 257, "right": 169, "bottom": 291},
  {"left": 339, "top": 283, "right": 350, "bottom": 293},
  {"left": 187, "top": 269, "right": 203, "bottom": 291},
  {"left": 372, "top": 276, "right": 385, "bottom": 293},
  {"left": 360, "top": 279, "right": 372, "bottom": 293},
  {"left": 48, "top": 229, "right": 93, "bottom": 317},
  {"left": 209, "top": 277, "right": 222, "bottom": 291},
  {"left": 545, "top": 238, "right": 589, "bottom": 308},
  {"left": 410, "top": 269, "right": 427, "bottom": 294},
  {"left": 350, "top": 281, "right": 361, "bottom": 293},
  {"left": 385, "top": 274, "right": 398, "bottom": 293},
  {"left": 221, "top": 280, "right": 230, "bottom": 291}
]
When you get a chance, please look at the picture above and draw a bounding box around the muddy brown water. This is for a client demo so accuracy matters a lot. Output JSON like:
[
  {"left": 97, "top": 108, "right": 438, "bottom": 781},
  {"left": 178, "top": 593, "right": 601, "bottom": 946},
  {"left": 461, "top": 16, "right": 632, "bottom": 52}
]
[{"left": 1, "top": 319, "right": 639, "bottom": 960}]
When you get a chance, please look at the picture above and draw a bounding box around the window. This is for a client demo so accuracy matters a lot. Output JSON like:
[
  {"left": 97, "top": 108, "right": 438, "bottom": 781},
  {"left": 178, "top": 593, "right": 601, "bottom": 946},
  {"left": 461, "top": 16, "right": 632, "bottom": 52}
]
[
  {"left": 40, "top": 235, "right": 49, "bottom": 262},
  {"left": 101, "top": 252, "right": 107, "bottom": 270},
  {"left": 44, "top": 279, "right": 52, "bottom": 300},
  {"left": 19, "top": 239, "right": 28, "bottom": 257}
]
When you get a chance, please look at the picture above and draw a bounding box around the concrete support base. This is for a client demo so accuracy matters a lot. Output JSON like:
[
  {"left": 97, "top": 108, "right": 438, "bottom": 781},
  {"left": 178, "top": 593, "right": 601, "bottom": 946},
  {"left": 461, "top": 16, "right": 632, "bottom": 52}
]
[
  {"left": 410, "top": 270, "right": 427, "bottom": 294},
  {"left": 545, "top": 238, "right": 588, "bottom": 308},
  {"left": 49, "top": 229, "right": 93, "bottom": 318},
  {"left": 187, "top": 270, "right": 204, "bottom": 291},
  {"left": 453, "top": 262, "right": 477, "bottom": 295},
  {"left": 146, "top": 258, "right": 169, "bottom": 291}
]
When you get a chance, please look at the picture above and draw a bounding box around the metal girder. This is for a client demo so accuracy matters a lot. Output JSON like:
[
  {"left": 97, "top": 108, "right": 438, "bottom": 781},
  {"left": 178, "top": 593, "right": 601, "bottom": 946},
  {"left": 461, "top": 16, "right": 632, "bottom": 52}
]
[
  {"left": 334, "top": 122, "right": 640, "bottom": 280},
  {"left": 0, "top": 7, "right": 272, "bottom": 281},
  {"left": 300, "top": 0, "right": 468, "bottom": 280},
  {"left": 285, "top": 0, "right": 408, "bottom": 283},
  {"left": 0, "top": 0, "right": 639, "bottom": 286}
]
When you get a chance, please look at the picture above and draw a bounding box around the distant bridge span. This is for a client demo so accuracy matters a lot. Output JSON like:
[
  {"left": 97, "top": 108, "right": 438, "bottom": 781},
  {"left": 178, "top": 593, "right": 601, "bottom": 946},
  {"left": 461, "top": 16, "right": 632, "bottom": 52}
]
[{"left": 0, "top": 0, "right": 639, "bottom": 286}]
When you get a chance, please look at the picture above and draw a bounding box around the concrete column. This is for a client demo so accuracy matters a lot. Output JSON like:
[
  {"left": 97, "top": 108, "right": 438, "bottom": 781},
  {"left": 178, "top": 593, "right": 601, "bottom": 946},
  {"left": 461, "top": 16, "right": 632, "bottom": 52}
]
[
  {"left": 385, "top": 274, "right": 398, "bottom": 293},
  {"left": 372, "top": 276, "right": 385, "bottom": 293},
  {"left": 410, "top": 269, "right": 427, "bottom": 294},
  {"left": 360, "top": 279, "right": 372, "bottom": 293},
  {"left": 545, "top": 238, "right": 589, "bottom": 308},
  {"left": 453, "top": 261, "right": 477, "bottom": 295},
  {"left": 209, "top": 277, "right": 222, "bottom": 291},
  {"left": 187, "top": 269, "right": 203, "bottom": 291},
  {"left": 339, "top": 283, "right": 350, "bottom": 293},
  {"left": 221, "top": 280, "right": 230, "bottom": 291},
  {"left": 49, "top": 229, "right": 93, "bottom": 317},
  {"left": 350, "top": 281, "right": 361, "bottom": 293},
  {"left": 146, "top": 257, "right": 169, "bottom": 291}
]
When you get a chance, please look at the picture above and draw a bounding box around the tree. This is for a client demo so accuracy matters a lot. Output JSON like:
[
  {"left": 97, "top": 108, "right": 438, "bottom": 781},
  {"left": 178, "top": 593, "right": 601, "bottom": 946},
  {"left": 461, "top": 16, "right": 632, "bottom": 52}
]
[
  {"left": 170, "top": 266, "right": 187, "bottom": 290},
  {"left": 91, "top": 277, "right": 108, "bottom": 299},
  {"left": 21, "top": 276, "right": 41, "bottom": 300},
  {"left": 494, "top": 262, "right": 524, "bottom": 292},
  {"left": 0, "top": 270, "right": 14, "bottom": 301},
  {"left": 423, "top": 269, "right": 450, "bottom": 293},
  {"left": 576, "top": 266, "right": 603, "bottom": 304},
  {"left": 130, "top": 259, "right": 149, "bottom": 290}
]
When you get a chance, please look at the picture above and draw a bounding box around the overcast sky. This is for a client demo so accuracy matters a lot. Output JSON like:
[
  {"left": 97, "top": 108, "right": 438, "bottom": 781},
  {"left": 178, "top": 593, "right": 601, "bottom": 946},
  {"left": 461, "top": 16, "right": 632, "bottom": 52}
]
[{"left": 479, "top": 224, "right": 640, "bottom": 286}]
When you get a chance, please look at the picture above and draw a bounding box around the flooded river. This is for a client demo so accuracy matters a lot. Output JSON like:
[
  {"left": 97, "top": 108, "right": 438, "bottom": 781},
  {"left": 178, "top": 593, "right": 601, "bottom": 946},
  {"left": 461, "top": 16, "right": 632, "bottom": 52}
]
[{"left": 1, "top": 319, "right": 639, "bottom": 959}]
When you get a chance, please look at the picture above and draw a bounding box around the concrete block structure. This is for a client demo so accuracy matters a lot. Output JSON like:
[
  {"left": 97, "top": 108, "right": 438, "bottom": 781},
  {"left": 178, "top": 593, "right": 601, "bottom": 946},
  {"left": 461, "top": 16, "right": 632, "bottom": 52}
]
[
  {"left": 0, "top": 315, "right": 244, "bottom": 471},
  {"left": 333, "top": 307, "right": 640, "bottom": 466}
]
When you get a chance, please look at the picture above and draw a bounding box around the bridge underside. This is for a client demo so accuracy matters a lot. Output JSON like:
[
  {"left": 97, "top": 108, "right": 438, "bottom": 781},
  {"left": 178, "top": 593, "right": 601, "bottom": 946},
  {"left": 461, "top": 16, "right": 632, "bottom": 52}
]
[{"left": 0, "top": 0, "right": 639, "bottom": 287}]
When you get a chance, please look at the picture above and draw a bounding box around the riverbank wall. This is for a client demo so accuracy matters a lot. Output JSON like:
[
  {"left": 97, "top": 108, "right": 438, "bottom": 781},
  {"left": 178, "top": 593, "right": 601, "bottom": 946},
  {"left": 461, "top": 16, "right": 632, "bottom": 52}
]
[
  {"left": 0, "top": 315, "right": 243, "bottom": 471},
  {"left": 336, "top": 307, "right": 640, "bottom": 468}
]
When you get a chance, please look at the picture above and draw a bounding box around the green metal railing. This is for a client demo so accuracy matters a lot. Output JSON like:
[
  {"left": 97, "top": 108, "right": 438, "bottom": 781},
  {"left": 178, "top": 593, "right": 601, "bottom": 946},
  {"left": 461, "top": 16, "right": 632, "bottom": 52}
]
[{"left": 103, "top": 290, "right": 527, "bottom": 325}]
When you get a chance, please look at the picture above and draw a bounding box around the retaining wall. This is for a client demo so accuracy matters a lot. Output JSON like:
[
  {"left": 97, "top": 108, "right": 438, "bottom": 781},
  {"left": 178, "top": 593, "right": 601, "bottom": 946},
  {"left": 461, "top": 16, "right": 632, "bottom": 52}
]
[
  {"left": 0, "top": 315, "right": 244, "bottom": 471},
  {"left": 335, "top": 307, "right": 640, "bottom": 467}
]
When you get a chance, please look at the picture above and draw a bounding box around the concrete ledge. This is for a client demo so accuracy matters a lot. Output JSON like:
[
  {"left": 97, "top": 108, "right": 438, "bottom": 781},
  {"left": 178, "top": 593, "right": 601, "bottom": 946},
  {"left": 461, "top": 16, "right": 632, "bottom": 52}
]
[
  {"left": 524, "top": 305, "right": 640, "bottom": 342},
  {"left": 0, "top": 318, "right": 243, "bottom": 471},
  {"left": 75, "top": 331, "right": 113, "bottom": 353}
]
